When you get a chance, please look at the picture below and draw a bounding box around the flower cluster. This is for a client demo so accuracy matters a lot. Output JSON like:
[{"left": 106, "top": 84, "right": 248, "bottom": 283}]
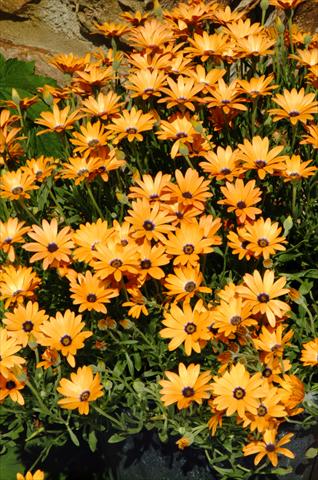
[{"left": 0, "top": 0, "right": 317, "bottom": 477}]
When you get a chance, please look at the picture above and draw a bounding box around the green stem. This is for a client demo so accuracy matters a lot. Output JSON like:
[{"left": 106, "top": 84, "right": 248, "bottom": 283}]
[
  {"left": 92, "top": 404, "right": 123, "bottom": 429},
  {"left": 17, "top": 198, "right": 40, "bottom": 225},
  {"left": 26, "top": 379, "right": 51, "bottom": 416},
  {"left": 86, "top": 182, "right": 105, "bottom": 219},
  {"left": 291, "top": 182, "right": 297, "bottom": 219},
  {"left": 251, "top": 98, "right": 258, "bottom": 137}
]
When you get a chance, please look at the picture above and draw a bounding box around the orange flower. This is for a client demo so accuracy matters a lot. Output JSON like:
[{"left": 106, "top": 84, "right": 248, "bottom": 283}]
[
  {"left": 167, "top": 168, "right": 212, "bottom": 211},
  {"left": 0, "top": 217, "right": 30, "bottom": 262},
  {"left": 199, "top": 146, "right": 241, "bottom": 181},
  {"left": 50, "top": 52, "right": 90, "bottom": 73},
  {"left": 164, "top": 265, "right": 211, "bottom": 302},
  {"left": 0, "top": 169, "right": 38, "bottom": 201},
  {"left": 224, "top": 18, "right": 264, "bottom": 39},
  {"left": 186, "top": 32, "right": 230, "bottom": 61},
  {"left": 72, "top": 66, "right": 113, "bottom": 91},
  {"left": 36, "top": 348, "right": 60, "bottom": 369},
  {"left": 122, "top": 288, "right": 149, "bottom": 319},
  {"left": 70, "top": 121, "right": 111, "bottom": 157},
  {"left": 241, "top": 387, "right": 287, "bottom": 433},
  {"left": 243, "top": 429, "right": 294, "bottom": 467},
  {"left": 127, "top": 69, "right": 167, "bottom": 100},
  {"left": 236, "top": 34, "right": 275, "bottom": 58},
  {"left": 218, "top": 179, "right": 262, "bottom": 224},
  {"left": 241, "top": 217, "right": 287, "bottom": 260},
  {"left": 212, "top": 297, "right": 256, "bottom": 337},
  {"left": 73, "top": 219, "right": 112, "bottom": 263},
  {"left": 0, "top": 265, "right": 40, "bottom": 308},
  {"left": 91, "top": 240, "right": 139, "bottom": 282},
  {"left": 16, "top": 470, "right": 45, "bottom": 480},
  {"left": 126, "top": 198, "right": 175, "bottom": 243},
  {"left": 206, "top": 79, "right": 247, "bottom": 114},
  {"left": 136, "top": 241, "right": 170, "bottom": 281},
  {"left": 163, "top": 218, "right": 214, "bottom": 266},
  {"left": 156, "top": 115, "right": 198, "bottom": 159},
  {"left": 237, "top": 136, "right": 287, "bottom": 179},
  {"left": 22, "top": 155, "right": 56, "bottom": 182},
  {"left": 94, "top": 21, "right": 130, "bottom": 38},
  {"left": 158, "top": 76, "right": 203, "bottom": 111},
  {"left": 253, "top": 325, "right": 294, "bottom": 361},
  {"left": 237, "top": 74, "right": 278, "bottom": 98},
  {"left": 300, "top": 338, "right": 318, "bottom": 366},
  {"left": 128, "top": 19, "right": 174, "bottom": 52},
  {"left": 269, "top": 0, "right": 305, "bottom": 9},
  {"left": 237, "top": 270, "right": 290, "bottom": 327},
  {"left": 3, "top": 301, "right": 48, "bottom": 347},
  {"left": 39, "top": 310, "right": 92, "bottom": 367},
  {"left": 269, "top": 88, "right": 318, "bottom": 125},
  {"left": 160, "top": 300, "right": 211, "bottom": 355},
  {"left": 57, "top": 365, "right": 103, "bottom": 414},
  {"left": 128, "top": 171, "right": 172, "bottom": 202},
  {"left": 23, "top": 219, "right": 74, "bottom": 270},
  {"left": 300, "top": 124, "right": 318, "bottom": 149},
  {"left": 281, "top": 154, "right": 317, "bottom": 182},
  {"left": 68, "top": 270, "right": 119, "bottom": 313},
  {"left": 106, "top": 107, "right": 155, "bottom": 143},
  {"left": 186, "top": 65, "right": 225, "bottom": 93},
  {"left": 35, "top": 104, "right": 80, "bottom": 135},
  {"left": 0, "top": 371, "right": 25, "bottom": 406},
  {"left": 159, "top": 362, "right": 212, "bottom": 409},
  {"left": 0, "top": 328, "right": 25, "bottom": 377},
  {"left": 81, "top": 91, "right": 124, "bottom": 121}
]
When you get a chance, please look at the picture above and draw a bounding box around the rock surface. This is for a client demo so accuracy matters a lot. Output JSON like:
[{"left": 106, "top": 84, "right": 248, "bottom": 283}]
[{"left": 0, "top": 0, "right": 32, "bottom": 15}]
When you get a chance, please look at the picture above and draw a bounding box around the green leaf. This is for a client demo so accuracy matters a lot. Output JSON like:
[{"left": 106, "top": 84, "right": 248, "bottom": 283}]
[
  {"left": 125, "top": 352, "right": 134, "bottom": 376},
  {"left": 67, "top": 426, "right": 80, "bottom": 446},
  {"left": 283, "top": 215, "right": 293, "bottom": 236},
  {"left": 108, "top": 433, "right": 126, "bottom": 443},
  {"left": 271, "top": 467, "right": 293, "bottom": 475},
  {"left": 305, "top": 447, "right": 318, "bottom": 459},
  {"left": 88, "top": 430, "right": 97, "bottom": 453},
  {"left": 133, "top": 381, "right": 145, "bottom": 393},
  {"left": 0, "top": 447, "right": 24, "bottom": 480}
]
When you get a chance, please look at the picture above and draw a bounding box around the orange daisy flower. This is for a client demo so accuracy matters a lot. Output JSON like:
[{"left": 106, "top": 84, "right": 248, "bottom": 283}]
[
  {"left": 16, "top": 470, "right": 45, "bottom": 480},
  {"left": 70, "top": 121, "right": 111, "bottom": 157},
  {"left": 136, "top": 241, "right": 170, "bottom": 281},
  {"left": 0, "top": 169, "right": 38, "bottom": 201},
  {"left": 212, "top": 363, "right": 266, "bottom": 418},
  {"left": 186, "top": 65, "right": 225, "bottom": 93},
  {"left": 300, "top": 338, "right": 318, "bottom": 366},
  {"left": 163, "top": 218, "right": 214, "bottom": 266},
  {"left": 39, "top": 310, "right": 92, "bottom": 367},
  {"left": 218, "top": 179, "right": 262, "bottom": 224},
  {"left": 164, "top": 265, "right": 211, "bottom": 302},
  {"left": 253, "top": 324, "right": 294, "bottom": 362},
  {"left": 241, "top": 387, "right": 287, "bottom": 433},
  {"left": 106, "top": 107, "right": 155, "bottom": 143},
  {"left": 122, "top": 288, "right": 149, "bottom": 319},
  {"left": 199, "top": 146, "right": 241, "bottom": 182},
  {"left": 167, "top": 168, "right": 212, "bottom": 211},
  {"left": 22, "top": 155, "right": 56, "bottom": 182},
  {"left": 237, "top": 270, "right": 290, "bottom": 327},
  {"left": 94, "top": 21, "right": 130, "bottom": 38},
  {"left": 91, "top": 240, "right": 139, "bottom": 282},
  {"left": 73, "top": 219, "right": 112, "bottom": 263},
  {"left": 0, "top": 265, "right": 40, "bottom": 308},
  {"left": 23, "top": 218, "right": 74, "bottom": 270},
  {"left": 159, "top": 362, "right": 212, "bottom": 409},
  {"left": 72, "top": 66, "right": 113, "bottom": 91},
  {"left": 68, "top": 270, "right": 119, "bottom": 313},
  {"left": 128, "top": 171, "right": 172, "bottom": 202},
  {"left": 300, "top": 124, "right": 318, "bottom": 149},
  {"left": 237, "top": 136, "right": 287, "bottom": 179},
  {"left": 35, "top": 104, "right": 80, "bottom": 135},
  {"left": 156, "top": 115, "right": 198, "bottom": 159},
  {"left": 237, "top": 74, "right": 278, "bottom": 98},
  {"left": 128, "top": 19, "right": 174, "bottom": 52},
  {"left": 57, "top": 365, "right": 103, "bottom": 415},
  {"left": 81, "top": 91, "right": 124, "bottom": 120},
  {"left": 236, "top": 34, "right": 275, "bottom": 58},
  {"left": 0, "top": 371, "right": 25, "bottom": 406},
  {"left": 160, "top": 300, "right": 211, "bottom": 355},
  {"left": 186, "top": 32, "right": 230, "bottom": 61},
  {"left": 158, "top": 76, "right": 203, "bottom": 111},
  {"left": 59, "top": 156, "right": 103, "bottom": 184},
  {"left": 36, "top": 347, "right": 60, "bottom": 369},
  {"left": 0, "top": 217, "right": 30, "bottom": 262},
  {"left": 241, "top": 217, "right": 287, "bottom": 260},
  {"left": 243, "top": 429, "right": 294, "bottom": 466},
  {"left": 269, "top": 88, "right": 318, "bottom": 125},
  {"left": 206, "top": 79, "right": 247, "bottom": 114},
  {"left": 127, "top": 69, "right": 167, "bottom": 100},
  {"left": 3, "top": 301, "right": 48, "bottom": 347},
  {"left": 126, "top": 198, "right": 175, "bottom": 243},
  {"left": 0, "top": 328, "right": 26, "bottom": 377},
  {"left": 50, "top": 52, "right": 90, "bottom": 73},
  {"left": 212, "top": 297, "right": 257, "bottom": 337},
  {"left": 281, "top": 154, "right": 317, "bottom": 182},
  {"left": 268, "top": 0, "right": 305, "bottom": 9},
  {"left": 277, "top": 374, "right": 305, "bottom": 415}
]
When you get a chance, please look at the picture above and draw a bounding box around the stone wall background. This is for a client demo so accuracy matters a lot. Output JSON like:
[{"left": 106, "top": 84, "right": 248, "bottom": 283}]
[{"left": 0, "top": 0, "right": 317, "bottom": 80}]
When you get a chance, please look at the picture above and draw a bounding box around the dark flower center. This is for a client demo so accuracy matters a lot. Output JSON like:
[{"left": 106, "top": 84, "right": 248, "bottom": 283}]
[
  {"left": 262, "top": 367, "right": 272, "bottom": 378},
  {"left": 183, "top": 243, "right": 195, "bottom": 255},
  {"left": 176, "top": 211, "right": 184, "bottom": 219},
  {"left": 241, "top": 240, "right": 249, "bottom": 249},
  {"left": 88, "top": 138, "right": 99, "bottom": 147},
  {"left": 60, "top": 334, "right": 72, "bottom": 346},
  {"left": 220, "top": 168, "right": 231, "bottom": 175},
  {"left": 257, "top": 405, "right": 268, "bottom": 417},
  {"left": 289, "top": 172, "right": 300, "bottom": 177},
  {"left": 258, "top": 238, "right": 269, "bottom": 247},
  {"left": 184, "top": 281, "right": 196, "bottom": 292},
  {"left": 176, "top": 131, "right": 188, "bottom": 139},
  {"left": 77, "top": 168, "right": 88, "bottom": 175},
  {"left": 47, "top": 242, "right": 58, "bottom": 253},
  {"left": 3, "top": 237, "right": 13, "bottom": 244},
  {"left": 236, "top": 201, "right": 246, "bottom": 209},
  {"left": 266, "top": 443, "right": 276, "bottom": 452},
  {"left": 255, "top": 159, "right": 267, "bottom": 168},
  {"left": 126, "top": 127, "right": 138, "bottom": 134},
  {"left": 11, "top": 186, "right": 23, "bottom": 195},
  {"left": 182, "top": 386, "right": 195, "bottom": 398},
  {"left": 22, "top": 320, "right": 34, "bottom": 332},
  {"left": 121, "top": 239, "right": 128, "bottom": 246},
  {"left": 150, "top": 193, "right": 159, "bottom": 199},
  {"left": 233, "top": 387, "right": 246, "bottom": 400},
  {"left": 289, "top": 110, "right": 299, "bottom": 117},
  {"left": 110, "top": 258, "right": 123, "bottom": 268},
  {"left": 144, "top": 88, "right": 154, "bottom": 94},
  {"left": 182, "top": 191, "right": 193, "bottom": 199},
  {"left": 230, "top": 315, "right": 242, "bottom": 326},
  {"left": 184, "top": 322, "right": 197, "bottom": 334},
  {"left": 140, "top": 259, "right": 152, "bottom": 269},
  {"left": 6, "top": 380, "right": 16, "bottom": 390},
  {"left": 80, "top": 390, "right": 90, "bottom": 401},
  {"left": 271, "top": 343, "right": 281, "bottom": 352},
  {"left": 221, "top": 99, "right": 230, "bottom": 104},
  {"left": 143, "top": 220, "right": 155, "bottom": 231},
  {"left": 87, "top": 293, "right": 97, "bottom": 303},
  {"left": 257, "top": 292, "right": 270, "bottom": 303}
]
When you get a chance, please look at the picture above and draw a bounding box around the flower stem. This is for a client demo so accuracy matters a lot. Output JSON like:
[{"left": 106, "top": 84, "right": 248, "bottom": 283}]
[{"left": 86, "top": 182, "right": 105, "bottom": 219}]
